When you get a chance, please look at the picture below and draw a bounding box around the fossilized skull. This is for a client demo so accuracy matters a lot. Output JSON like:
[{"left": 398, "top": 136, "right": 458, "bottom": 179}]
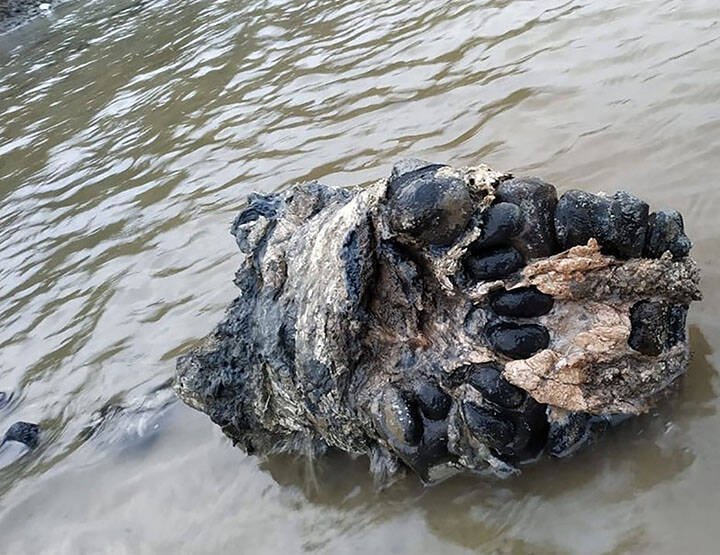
[{"left": 175, "top": 160, "right": 701, "bottom": 484}]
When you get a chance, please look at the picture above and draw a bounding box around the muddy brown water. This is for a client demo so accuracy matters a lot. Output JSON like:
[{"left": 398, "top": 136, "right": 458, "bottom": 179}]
[{"left": 0, "top": 0, "right": 719, "bottom": 553}]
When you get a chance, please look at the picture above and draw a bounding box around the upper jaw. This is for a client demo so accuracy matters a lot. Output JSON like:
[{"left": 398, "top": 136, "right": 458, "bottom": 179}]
[{"left": 175, "top": 159, "right": 701, "bottom": 484}]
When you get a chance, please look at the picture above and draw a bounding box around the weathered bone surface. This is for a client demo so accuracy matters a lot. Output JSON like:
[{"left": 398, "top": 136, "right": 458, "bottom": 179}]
[{"left": 174, "top": 160, "right": 701, "bottom": 484}]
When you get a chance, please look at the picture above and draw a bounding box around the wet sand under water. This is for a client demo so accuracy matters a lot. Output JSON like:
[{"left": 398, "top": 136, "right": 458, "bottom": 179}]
[{"left": 0, "top": 0, "right": 719, "bottom": 553}]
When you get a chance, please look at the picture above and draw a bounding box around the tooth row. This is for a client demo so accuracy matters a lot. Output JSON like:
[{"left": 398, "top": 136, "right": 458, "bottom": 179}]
[
  {"left": 386, "top": 165, "right": 691, "bottom": 264},
  {"left": 464, "top": 183, "right": 691, "bottom": 279},
  {"left": 374, "top": 165, "right": 695, "bottom": 479},
  {"left": 371, "top": 381, "right": 453, "bottom": 481},
  {"left": 372, "top": 363, "right": 550, "bottom": 480},
  {"left": 457, "top": 178, "right": 693, "bottom": 362}
]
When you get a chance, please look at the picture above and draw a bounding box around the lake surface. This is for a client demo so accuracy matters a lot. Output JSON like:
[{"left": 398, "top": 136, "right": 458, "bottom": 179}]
[{"left": 1, "top": 0, "right": 719, "bottom": 553}]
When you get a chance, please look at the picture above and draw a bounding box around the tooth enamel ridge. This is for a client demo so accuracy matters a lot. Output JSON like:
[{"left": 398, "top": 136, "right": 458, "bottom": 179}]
[
  {"left": 554, "top": 189, "right": 650, "bottom": 258},
  {"left": 174, "top": 160, "right": 702, "bottom": 485}
]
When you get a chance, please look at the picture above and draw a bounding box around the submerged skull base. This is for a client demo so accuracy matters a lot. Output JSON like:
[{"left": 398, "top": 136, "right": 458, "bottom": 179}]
[{"left": 175, "top": 161, "right": 701, "bottom": 484}]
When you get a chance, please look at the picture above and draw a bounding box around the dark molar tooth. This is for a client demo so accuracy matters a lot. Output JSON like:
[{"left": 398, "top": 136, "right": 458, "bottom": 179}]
[
  {"left": 495, "top": 177, "right": 559, "bottom": 258},
  {"left": 486, "top": 322, "right": 550, "bottom": 359},
  {"left": 644, "top": 210, "right": 692, "bottom": 259},
  {"left": 466, "top": 363, "right": 525, "bottom": 408},
  {"left": 387, "top": 165, "right": 473, "bottom": 246},
  {"left": 489, "top": 286, "right": 554, "bottom": 318},
  {"left": 475, "top": 202, "right": 523, "bottom": 248},
  {"left": 374, "top": 387, "right": 423, "bottom": 446},
  {"left": 628, "top": 300, "right": 667, "bottom": 356},
  {"left": 415, "top": 380, "right": 452, "bottom": 420},
  {"left": 666, "top": 305, "right": 688, "bottom": 348},
  {"left": 555, "top": 190, "right": 648, "bottom": 259},
  {"left": 607, "top": 191, "right": 648, "bottom": 258},
  {"left": 462, "top": 402, "right": 515, "bottom": 450},
  {"left": 554, "top": 190, "right": 608, "bottom": 250},
  {"left": 466, "top": 246, "right": 524, "bottom": 281}
]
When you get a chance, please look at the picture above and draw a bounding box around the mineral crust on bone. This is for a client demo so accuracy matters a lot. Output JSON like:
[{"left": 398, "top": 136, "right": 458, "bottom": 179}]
[{"left": 174, "top": 160, "right": 701, "bottom": 484}]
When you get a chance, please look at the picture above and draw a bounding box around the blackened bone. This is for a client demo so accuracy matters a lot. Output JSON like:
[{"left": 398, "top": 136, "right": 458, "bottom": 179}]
[{"left": 489, "top": 286, "right": 554, "bottom": 318}]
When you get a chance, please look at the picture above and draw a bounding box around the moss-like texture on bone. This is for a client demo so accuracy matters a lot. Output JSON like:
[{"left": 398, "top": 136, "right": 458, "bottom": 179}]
[{"left": 174, "top": 160, "right": 701, "bottom": 485}]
